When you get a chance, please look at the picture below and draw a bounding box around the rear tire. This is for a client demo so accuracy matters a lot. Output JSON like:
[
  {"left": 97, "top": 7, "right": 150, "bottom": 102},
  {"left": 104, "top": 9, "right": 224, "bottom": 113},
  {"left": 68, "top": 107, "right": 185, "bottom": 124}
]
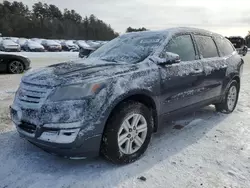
[
  {"left": 101, "top": 101, "right": 153, "bottom": 164},
  {"left": 215, "top": 80, "right": 239, "bottom": 114}
]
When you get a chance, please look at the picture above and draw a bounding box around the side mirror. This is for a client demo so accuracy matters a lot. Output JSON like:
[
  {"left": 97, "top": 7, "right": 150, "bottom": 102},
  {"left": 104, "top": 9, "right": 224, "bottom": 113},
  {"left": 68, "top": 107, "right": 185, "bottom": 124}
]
[{"left": 157, "top": 52, "right": 181, "bottom": 65}]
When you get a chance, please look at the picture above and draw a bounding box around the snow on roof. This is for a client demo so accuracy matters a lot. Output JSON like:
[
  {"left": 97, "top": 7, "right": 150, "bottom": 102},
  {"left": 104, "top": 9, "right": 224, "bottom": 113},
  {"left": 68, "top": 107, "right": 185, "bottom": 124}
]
[{"left": 124, "top": 27, "right": 223, "bottom": 39}]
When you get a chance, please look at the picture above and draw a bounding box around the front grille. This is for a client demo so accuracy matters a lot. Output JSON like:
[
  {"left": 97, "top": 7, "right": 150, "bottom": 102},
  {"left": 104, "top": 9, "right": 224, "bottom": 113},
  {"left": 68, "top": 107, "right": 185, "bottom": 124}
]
[
  {"left": 17, "top": 82, "right": 52, "bottom": 108},
  {"left": 19, "top": 122, "right": 37, "bottom": 134}
]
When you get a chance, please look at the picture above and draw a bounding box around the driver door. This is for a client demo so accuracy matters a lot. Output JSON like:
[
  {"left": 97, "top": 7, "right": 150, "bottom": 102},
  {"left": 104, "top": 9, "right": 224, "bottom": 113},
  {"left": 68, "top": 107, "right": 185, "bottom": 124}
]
[{"left": 158, "top": 34, "right": 206, "bottom": 115}]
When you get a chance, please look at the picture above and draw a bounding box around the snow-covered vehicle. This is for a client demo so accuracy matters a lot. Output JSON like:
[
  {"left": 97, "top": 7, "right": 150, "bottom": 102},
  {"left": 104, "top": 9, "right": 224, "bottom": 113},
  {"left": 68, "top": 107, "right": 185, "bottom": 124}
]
[
  {"left": 61, "top": 40, "right": 79, "bottom": 51},
  {"left": 0, "top": 40, "right": 21, "bottom": 52},
  {"left": 78, "top": 43, "right": 103, "bottom": 58},
  {"left": 31, "top": 38, "right": 44, "bottom": 44},
  {"left": 17, "top": 38, "right": 28, "bottom": 51},
  {"left": 23, "top": 41, "right": 45, "bottom": 52},
  {"left": 41, "top": 40, "right": 62, "bottom": 52},
  {"left": 227, "top": 36, "right": 248, "bottom": 56},
  {"left": 75, "top": 40, "right": 90, "bottom": 48},
  {"left": 2, "top": 37, "right": 19, "bottom": 43},
  {"left": 10, "top": 27, "right": 243, "bottom": 164},
  {"left": 0, "top": 52, "right": 31, "bottom": 73}
]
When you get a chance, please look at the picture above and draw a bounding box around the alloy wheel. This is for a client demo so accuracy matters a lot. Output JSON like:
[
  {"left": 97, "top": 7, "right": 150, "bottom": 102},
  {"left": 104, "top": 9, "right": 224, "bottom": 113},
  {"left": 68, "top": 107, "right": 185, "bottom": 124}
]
[
  {"left": 9, "top": 61, "right": 24, "bottom": 74},
  {"left": 117, "top": 114, "right": 148, "bottom": 155},
  {"left": 227, "top": 85, "right": 237, "bottom": 111}
]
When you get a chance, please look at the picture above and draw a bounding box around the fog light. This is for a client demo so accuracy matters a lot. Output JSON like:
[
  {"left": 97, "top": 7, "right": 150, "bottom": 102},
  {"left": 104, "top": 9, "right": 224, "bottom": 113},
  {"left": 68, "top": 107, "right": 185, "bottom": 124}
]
[{"left": 39, "top": 128, "right": 80, "bottom": 144}]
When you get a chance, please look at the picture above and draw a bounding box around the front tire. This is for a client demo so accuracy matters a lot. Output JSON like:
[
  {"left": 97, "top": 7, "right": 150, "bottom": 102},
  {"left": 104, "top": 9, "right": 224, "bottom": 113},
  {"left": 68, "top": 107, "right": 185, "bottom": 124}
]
[
  {"left": 215, "top": 80, "right": 239, "bottom": 113},
  {"left": 101, "top": 101, "right": 153, "bottom": 164},
  {"left": 8, "top": 60, "right": 25, "bottom": 74}
]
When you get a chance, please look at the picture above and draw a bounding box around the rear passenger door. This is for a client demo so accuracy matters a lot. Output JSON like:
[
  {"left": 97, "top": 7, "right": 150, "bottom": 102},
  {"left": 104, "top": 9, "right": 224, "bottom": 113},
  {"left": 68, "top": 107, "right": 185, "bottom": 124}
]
[
  {"left": 194, "top": 35, "right": 227, "bottom": 100},
  {"left": 215, "top": 37, "right": 240, "bottom": 90}
]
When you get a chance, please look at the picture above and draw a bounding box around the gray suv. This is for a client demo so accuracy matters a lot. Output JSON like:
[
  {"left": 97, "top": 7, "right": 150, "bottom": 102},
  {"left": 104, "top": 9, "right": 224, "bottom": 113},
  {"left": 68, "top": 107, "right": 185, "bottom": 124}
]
[{"left": 10, "top": 27, "right": 243, "bottom": 164}]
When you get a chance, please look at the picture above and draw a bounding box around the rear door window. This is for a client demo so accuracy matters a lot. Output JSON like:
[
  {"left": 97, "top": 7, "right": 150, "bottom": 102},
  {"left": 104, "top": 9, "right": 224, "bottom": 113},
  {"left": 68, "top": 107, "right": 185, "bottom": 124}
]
[
  {"left": 164, "top": 35, "right": 196, "bottom": 61},
  {"left": 215, "top": 38, "right": 235, "bottom": 56},
  {"left": 194, "top": 35, "right": 219, "bottom": 58}
]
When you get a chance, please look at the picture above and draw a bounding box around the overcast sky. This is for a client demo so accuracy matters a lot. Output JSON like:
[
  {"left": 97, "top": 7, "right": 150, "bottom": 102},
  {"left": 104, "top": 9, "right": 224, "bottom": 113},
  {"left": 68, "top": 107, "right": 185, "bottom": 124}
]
[{"left": 9, "top": 0, "right": 250, "bottom": 36}]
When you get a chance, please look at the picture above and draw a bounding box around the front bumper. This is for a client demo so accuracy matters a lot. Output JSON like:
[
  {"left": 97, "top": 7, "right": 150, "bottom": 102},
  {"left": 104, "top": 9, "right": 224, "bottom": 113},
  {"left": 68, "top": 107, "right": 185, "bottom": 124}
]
[
  {"left": 10, "top": 105, "right": 103, "bottom": 158},
  {"left": 24, "top": 58, "right": 31, "bottom": 70},
  {"left": 29, "top": 48, "right": 45, "bottom": 52},
  {"left": 47, "top": 47, "right": 62, "bottom": 52}
]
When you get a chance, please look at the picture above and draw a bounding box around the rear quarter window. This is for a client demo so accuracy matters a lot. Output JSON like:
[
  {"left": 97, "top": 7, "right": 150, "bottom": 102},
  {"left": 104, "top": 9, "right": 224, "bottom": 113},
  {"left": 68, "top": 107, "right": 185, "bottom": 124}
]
[
  {"left": 215, "top": 38, "right": 235, "bottom": 56},
  {"left": 194, "top": 35, "right": 219, "bottom": 58}
]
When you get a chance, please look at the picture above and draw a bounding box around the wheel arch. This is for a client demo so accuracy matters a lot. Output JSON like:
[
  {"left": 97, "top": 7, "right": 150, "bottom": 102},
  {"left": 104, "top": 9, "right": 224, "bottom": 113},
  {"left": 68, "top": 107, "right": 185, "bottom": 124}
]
[
  {"left": 230, "top": 75, "right": 240, "bottom": 91},
  {"left": 103, "top": 91, "right": 159, "bottom": 134}
]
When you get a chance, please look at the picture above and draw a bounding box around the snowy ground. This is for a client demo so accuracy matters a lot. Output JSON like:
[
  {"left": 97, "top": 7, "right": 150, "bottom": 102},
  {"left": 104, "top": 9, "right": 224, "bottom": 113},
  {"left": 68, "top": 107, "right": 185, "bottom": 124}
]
[{"left": 0, "top": 52, "right": 250, "bottom": 188}]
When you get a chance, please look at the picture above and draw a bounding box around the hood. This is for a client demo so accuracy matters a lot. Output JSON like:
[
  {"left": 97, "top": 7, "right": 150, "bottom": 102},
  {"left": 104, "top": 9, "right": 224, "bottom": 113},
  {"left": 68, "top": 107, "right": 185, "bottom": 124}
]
[
  {"left": 22, "top": 58, "right": 139, "bottom": 87},
  {"left": 0, "top": 52, "right": 28, "bottom": 59},
  {"left": 28, "top": 43, "right": 44, "bottom": 49}
]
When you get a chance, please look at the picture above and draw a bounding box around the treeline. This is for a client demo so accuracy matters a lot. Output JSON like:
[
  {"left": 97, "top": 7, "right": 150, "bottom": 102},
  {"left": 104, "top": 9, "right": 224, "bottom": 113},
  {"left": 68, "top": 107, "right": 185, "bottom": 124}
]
[{"left": 0, "top": 1, "right": 119, "bottom": 40}]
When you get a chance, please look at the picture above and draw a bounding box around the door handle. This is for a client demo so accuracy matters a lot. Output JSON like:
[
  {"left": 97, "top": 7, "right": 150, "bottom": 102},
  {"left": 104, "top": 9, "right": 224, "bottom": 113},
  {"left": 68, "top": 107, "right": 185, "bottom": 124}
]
[
  {"left": 193, "top": 69, "right": 203, "bottom": 74},
  {"left": 221, "top": 64, "right": 227, "bottom": 69},
  {"left": 190, "top": 69, "right": 203, "bottom": 76}
]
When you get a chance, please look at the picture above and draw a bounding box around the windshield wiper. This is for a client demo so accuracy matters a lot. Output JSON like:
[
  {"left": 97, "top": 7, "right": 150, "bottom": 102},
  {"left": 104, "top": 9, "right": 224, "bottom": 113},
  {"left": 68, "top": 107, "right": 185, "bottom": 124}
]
[
  {"left": 100, "top": 58, "right": 127, "bottom": 64},
  {"left": 100, "top": 58, "right": 119, "bottom": 63}
]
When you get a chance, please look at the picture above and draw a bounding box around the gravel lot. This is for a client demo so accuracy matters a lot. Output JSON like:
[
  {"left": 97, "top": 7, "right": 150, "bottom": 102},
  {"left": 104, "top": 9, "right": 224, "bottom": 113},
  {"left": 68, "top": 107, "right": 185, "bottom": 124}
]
[{"left": 0, "top": 52, "right": 250, "bottom": 188}]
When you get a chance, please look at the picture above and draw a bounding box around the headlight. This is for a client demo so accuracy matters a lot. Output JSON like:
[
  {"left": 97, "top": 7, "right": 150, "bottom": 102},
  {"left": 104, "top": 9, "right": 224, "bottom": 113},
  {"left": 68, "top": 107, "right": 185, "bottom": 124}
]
[{"left": 49, "top": 83, "right": 104, "bottom": 101}]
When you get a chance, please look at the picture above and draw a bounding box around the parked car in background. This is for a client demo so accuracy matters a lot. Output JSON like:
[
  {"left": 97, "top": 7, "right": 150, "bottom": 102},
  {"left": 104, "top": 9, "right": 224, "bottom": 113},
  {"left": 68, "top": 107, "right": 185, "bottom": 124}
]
[
  {"left": 9, "top": 37, "right": 19, "bottom": 43},
  {"left": 78, "top": 43, "right": 103, "bottom": 58},
  {"left": 2, "top": 37, "right": 19, "bottom": 43},
  {"left": 0, "top": 52, "right": 31, "bottom": 73},
  {"left": 227, "top": 36, "right": 248, "bottom": 56},
  {"left": 0, "top": 40, "right": 21, "bottom": 52},
  {"left": 31, "top": 38, "right": 44, "bottom": 44},
  {"left": 61, "top": 40, "right": 79, "bottom": 51},
  {"left": 41, "top": 40, "right": 62, "bottom": 52},
  {"left": 76, "top": 40, "right": 90, "bottom": 48},
  {"left": 10, "top": 27, "right": 243, "bottom": 164},
  {"left": 23, "top": 41, "right": 45, "bottom": 52},
  {"left": 17, "top": 38, "right": 28, "bottom": 51}
]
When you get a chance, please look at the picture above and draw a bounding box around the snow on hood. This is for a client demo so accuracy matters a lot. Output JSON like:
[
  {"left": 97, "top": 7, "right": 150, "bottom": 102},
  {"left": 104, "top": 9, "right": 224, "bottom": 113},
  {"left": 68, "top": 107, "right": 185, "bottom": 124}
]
[
  {"left": 27, "top": 41, "right": 44, "bottom": 49},
  {"left": 21, "top": 58, "right": 134, "bottom": 87},
  {"left": 77, "top": 41, "right": 90, "bottom": 48},
  {"left": 65, "top": 41, "right": 75, "bottom": 46},
  {"left": 18, "top": 39, "right": 28, "bottom": 46}
]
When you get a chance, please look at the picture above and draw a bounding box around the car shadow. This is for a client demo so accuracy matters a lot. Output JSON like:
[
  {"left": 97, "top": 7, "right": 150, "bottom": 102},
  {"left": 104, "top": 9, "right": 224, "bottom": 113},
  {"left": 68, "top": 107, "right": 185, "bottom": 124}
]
[{"left": 0, "top": 106, "right": 228, "bottom": 187}]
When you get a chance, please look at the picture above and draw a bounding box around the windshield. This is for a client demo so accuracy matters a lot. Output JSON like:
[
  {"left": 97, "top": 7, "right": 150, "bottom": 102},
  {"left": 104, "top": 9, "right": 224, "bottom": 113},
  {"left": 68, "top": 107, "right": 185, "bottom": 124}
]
[
  {"left": 2, "top": 40, "right": 18, "bottom": 45},
  {"left": 89, "top": 32, "right": 166, "bottom": 63}
]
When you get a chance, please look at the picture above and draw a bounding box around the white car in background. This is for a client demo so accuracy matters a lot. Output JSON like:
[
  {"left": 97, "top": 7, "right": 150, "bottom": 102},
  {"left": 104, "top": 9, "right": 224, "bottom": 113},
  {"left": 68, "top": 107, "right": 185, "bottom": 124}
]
[{"left": 0, "top": 40, "right": 21, "bottom": 52}]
